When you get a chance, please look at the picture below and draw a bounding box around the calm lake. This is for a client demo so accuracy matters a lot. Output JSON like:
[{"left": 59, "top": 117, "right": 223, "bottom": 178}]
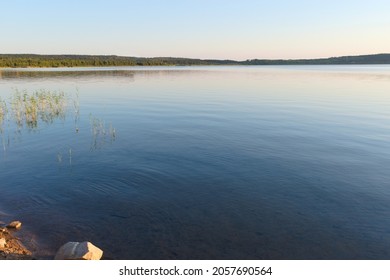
[{"left": 0, "top": 66, "right": 390, "bottom": 259}]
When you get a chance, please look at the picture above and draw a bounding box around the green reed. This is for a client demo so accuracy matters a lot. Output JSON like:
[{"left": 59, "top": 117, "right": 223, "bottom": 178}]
[
  {"left": 90, "top": 116, "right": 116, "bottom": 150},
  {"left": 1, "top": 88, "right": 116, "bottom": 160},
  {"left": 0, "top": 98, "right": 7, "bottom": 130},
  {"left": 0, "top": 97, "right": 8, "bottom": 152},
  {"left": 10, "top": 88, "right": 67, "bottom": 129}
]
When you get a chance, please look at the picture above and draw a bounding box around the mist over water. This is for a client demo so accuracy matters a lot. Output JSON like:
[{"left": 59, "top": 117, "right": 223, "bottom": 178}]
[{"left": 1, "top": 66, "right": 390, "bottom": 259}]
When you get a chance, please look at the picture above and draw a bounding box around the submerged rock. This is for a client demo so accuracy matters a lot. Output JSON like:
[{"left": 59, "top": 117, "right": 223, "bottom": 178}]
[
  {"left": 54, "top": 241, "right": 103, "bottom": 260},
  {"left": 6, "top": 221, "right": 22, "bottom": 229}
]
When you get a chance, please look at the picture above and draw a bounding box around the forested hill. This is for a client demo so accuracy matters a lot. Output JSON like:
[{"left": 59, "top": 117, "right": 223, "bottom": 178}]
[
  {"left": 245, "top": 54, "right": 390, "bottom": 65},
  {"left": 0, "top": 53, "right": 389, "bottom": 68},
  {"left": 0, "top": 54, "right": 238, "bottom": 67}
]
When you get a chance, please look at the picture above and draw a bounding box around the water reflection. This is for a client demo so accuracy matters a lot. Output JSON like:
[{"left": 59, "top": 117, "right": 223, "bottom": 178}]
[
  {"left": 0, "top": 70, "right": 135, "bottom": 80},
  {"left": 1, "top": 66, "right": 390, "bottom": 259}
]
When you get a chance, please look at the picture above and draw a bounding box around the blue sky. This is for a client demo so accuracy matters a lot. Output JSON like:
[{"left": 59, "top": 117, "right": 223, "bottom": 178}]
[{"left": 2, "top": 0, "right": 390, "bottom": 59}]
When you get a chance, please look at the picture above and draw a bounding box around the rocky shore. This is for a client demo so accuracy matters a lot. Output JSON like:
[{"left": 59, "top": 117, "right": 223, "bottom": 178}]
[
  {"left": 1, "top": 220, "right": 103, "bottom": 260},
  {"left": 0, "top": 222, "right": 33, "bottom": 260}
]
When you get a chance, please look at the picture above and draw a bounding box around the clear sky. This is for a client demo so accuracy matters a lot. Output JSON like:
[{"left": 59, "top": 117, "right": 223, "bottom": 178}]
[{"left": 2, "top": 0, "right": 390, "bottom": 60}]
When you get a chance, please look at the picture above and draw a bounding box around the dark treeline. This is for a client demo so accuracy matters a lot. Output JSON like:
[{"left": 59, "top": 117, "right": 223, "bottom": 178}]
[
  {"left": 0, "top": 54, "right": 237, "bottom": 68},
  {"left": 245, "top": 53, "right": 390, "bottom": 65},
  {"left": 0, "top": 53, "right": 390, "bottom": 68}
]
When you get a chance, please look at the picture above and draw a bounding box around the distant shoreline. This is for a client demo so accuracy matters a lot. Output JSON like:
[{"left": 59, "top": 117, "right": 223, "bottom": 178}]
[{"left": 1, "top": 53, "right": 390, "bottom": 68}]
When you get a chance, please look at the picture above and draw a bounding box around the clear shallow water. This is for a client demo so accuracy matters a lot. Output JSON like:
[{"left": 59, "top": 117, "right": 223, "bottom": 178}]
[{"left": 0, "top": 66, "right": 390, "bottom": 259}]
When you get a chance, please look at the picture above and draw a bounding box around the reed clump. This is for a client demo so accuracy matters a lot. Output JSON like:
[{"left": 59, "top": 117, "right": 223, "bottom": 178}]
[
  {"left": 0, "top": 89, "right": 70, "bottom": 154},
  {"left": 10, "top": 89, "right": 67, "bottom": 129},
  {"left": 1, "top": 88, "right": 116, "bottom": 158},
  {"left": 90, "top": 116, "right": 116, "bottom": 150},
  {"left": 0, "top": 98, "right": 7, "bottom": 131},
  {"left": 0, "top": 98, "right": 8, "bottom": 151}
]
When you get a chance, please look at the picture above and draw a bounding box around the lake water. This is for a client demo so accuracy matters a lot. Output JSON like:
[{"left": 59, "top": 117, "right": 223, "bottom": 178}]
[{"left": 0, "top": 66, "right": 390, "bottom": 259}]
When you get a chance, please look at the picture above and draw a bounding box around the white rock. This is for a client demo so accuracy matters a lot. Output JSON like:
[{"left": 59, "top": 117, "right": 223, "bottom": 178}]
[
  {"left": 0, "top": 238, "right": 6, "bottom": 248},
  {"left": 54, "top": 241, "right": 103, "bottom": 260},
  {"left": 6, "top": 221, "right": 22, "bottom": 229}
]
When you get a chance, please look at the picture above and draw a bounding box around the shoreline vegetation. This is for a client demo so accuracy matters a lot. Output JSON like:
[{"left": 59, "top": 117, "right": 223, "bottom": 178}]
[
  {"left": 0, "top": 53, "right": 390, "bottom": 68},
  {"left": 1, "top": 89, "right": 113, "bottom": 259}
]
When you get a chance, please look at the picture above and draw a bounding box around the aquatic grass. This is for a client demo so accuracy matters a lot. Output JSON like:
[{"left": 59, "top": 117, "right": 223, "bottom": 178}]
[
  {"left": 57, "top": 152, "right": 63, "bottom": 163},
  {"left": 69, "top": 148, "right": 72, "bottom": 166},
  {"left": 0, "top": 88, "right": 71, "bottom": 155},
  {"left": 1, "top": 88, "right": 116, "bottom": 158},
  {"left": 73, "top": 89, "right": 80, "bottom": 133},
  {"left": 9, "top": 88, "right": 68, "bottom": 129},
  {"left": 0, "top": 98, "right": 8, "bottom": 152},
  {"left": 109, "top": 123, "right": 116, "bottom": 140},
  {"left": 56, "top": 148, "right": 73, "bottom": 166},
  {"left": 90, "top": 116, "right": 116, "bottom": 150},
  {"left": 0, "top": 97, "right": 7, "bottom": 130}
]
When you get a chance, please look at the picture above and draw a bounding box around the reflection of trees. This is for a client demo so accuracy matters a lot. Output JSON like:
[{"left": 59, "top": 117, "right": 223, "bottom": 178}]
[{"left": 0, "top": 70, "right": 135, "bottom": 81}]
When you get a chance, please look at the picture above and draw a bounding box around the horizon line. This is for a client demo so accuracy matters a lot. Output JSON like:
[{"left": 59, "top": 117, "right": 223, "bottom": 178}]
[{"left": 1, "top": 52, "right": 390, "bottom": 62}]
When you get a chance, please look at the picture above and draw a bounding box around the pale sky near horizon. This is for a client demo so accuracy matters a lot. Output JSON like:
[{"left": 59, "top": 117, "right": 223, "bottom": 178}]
[{"left": 2, "top": 0, "right": 390, "bottom": 60}]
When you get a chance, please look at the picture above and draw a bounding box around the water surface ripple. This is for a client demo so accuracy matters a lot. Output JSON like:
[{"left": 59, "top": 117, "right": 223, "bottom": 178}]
[{"left": 0, "top": 66, "right": 390, "bottom": 259}]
